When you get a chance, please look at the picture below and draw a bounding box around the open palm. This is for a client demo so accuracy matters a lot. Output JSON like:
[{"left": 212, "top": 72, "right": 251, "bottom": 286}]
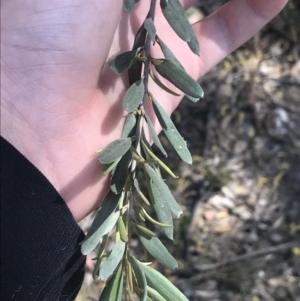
[{"left": 1, "top": 0, "right": 287, "bottom": 221}]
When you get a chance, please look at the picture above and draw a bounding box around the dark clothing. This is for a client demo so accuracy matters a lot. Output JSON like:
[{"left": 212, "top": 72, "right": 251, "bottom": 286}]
[{"left": 1, "top": 136, "right": 86, "bottom": 300}]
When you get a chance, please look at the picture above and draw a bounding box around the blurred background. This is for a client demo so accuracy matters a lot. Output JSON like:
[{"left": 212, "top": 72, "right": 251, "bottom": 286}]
[{"left": 78, "top": 1, "right": 300, "bottom": 300}]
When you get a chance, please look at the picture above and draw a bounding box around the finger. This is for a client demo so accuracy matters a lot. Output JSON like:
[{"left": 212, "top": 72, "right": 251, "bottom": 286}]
[{"left": 192, "top": 0, "right": 288, "bottom": 78}]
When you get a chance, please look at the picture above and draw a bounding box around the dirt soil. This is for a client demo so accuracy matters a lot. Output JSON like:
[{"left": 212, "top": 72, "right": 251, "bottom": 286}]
[{"left": 77, "top": 1, "right": 300, "bottom": 300}]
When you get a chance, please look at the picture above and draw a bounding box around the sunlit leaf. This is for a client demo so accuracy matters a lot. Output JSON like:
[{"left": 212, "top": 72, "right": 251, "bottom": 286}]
[
  {"left": 145, "top": 115, "right": 167, "bottom": 157},
  {"left": 144, "top": 164, "right": 182, "bottom": 219},
  {"left": 81, "top": 192, "right": 121, "bottom": 255},
  {"left": 123, "top": 78, "right": 145, "bottom": 112},
  {"left": 98, "top": 138, "right": 132, "bottom": 164},
  {"left": 144, "top": 18, "right": 156, "bottom": 42},
  {"left": 99, "top": 240, "right": 126, "bottom": 281},
  {"left": 99, "top": 263, "right": 123, "bottom": 301},
  {"left": 150, "top": 70, "right": 181, "bottom": 97},
  {"left": 122, "top": 113, "right": 137, "bottom": 138},
  {"left": 137, "top": 229, "right": 178, "bottom": 269},
  {"left": 141, "top": 264, "right": 189, "bottom": 301},
  {"left": 123, "top": 0, "right": 140, "bottom": 13},
  {"left": 156, "top": 36, "right": 184, "bottom": 70},
  {"left": 108, "top": 47, "right": 142, "bottom": 74},
  {"left": 117, "top": 215, "right": 128, "bottom": 242},
  {"left": 152, "top": 97, "right": 192, "bottom": 165},
  {"left": 111, "top": 150, "right": 132, "bottom": 194},
  {"left": 130, "top": 256, "right": 148, "bottom": 301},
  {"left": 160, "top": 0, "right": 191, "bottom": 42},
  {"left": 147, "top": 286, "right": 168, "bottom": 301},
  {"left": 154, "top": 60, "right": 203, "bottom": 98},
  {"left": 134, "top": 221, "right": 156, "bottom": 237},
  {"left": 150, "top": 179, "right": 174, "bottom": 240}
]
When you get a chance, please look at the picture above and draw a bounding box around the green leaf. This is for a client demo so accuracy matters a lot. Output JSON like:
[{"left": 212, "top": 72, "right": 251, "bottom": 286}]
[
  {"left": 144, "top": 164, "right": 182, "bottom": 219},
  {"left": 102, "top": 158, "right": 122, "bottom": 175},
  {"left": 122, "top": 113, "right": 137, "bottom": 138},
  {"left": 145, "top": 115, "right": 167, "bottom": 157},
  {"left": 99, "top": 263, "right": 123, "bottom": 301},
  {"left": 137, "top": 229, "right": 178, "bottom": 270},
  {"left": 108, "top": 47, "right": 142, "bottom": 74},
  {"left": 160, "top": 0, "right": 191, "bottom": 42},
  {"left": 81, "top": 192, "right": 121, "bottom": 255},
  {"left": 150, "top": 70, "right": 181, "bottom": 97},
  {"left": 111, "top": 150, "right": 132, "bottom": 194},
  {"left": 150, "top": 179, "right": 174, "bottom": 240},
  {"left": 129, "top": 25, "right": 147, "bottom": 85},
  {"left": 168, "top": 0, "right": 200, "bottom": 54},
  {"left": 98, "top": 138, "right": 132, "bottom": 164},
  {"left": 123, "top": 0, "right": 140, "bottom": 13},
  {"left": 147, "top": 286, "right": 168, "bottom": 301},
  {"left": 156, "top": 36, "right": 184, "bottom": 70},
  {"left": 141, "top": 264, "right": 189, "bottom": 301},
  {"left": 99, "top": 240, "right": 126, "bottom": 281},
  {"left": 123, "top": 78, "right": 145, "bottom": 112},
  {"left": 154, "top": 60, "right": 203, "bottom": 99},
  {"left": 144, "top": 18, "right": 156, "bottom": 42},
  {"left": 152, "top": 97, "right": 192, "bottom": 165},
  {"left": 187, "top": 34, "right": 200, "bottom": 55},
  {"left": 130, "top": 257, "right": 148, "bottom": 301}
]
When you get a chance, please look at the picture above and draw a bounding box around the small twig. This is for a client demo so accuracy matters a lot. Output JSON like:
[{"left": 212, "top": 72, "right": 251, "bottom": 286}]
[{"left": 195, "top": 241, "right": 297, "bottom": 272}]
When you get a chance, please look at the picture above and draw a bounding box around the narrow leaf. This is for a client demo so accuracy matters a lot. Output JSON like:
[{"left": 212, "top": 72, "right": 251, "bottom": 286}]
[
  {"left": 160, "top": 0, "right": 191, "bottom": 42},
  {"left": 134, "top": 179, "right": 151, "bottom": 206},
  {"left": 185, "top": 94, "right": 200, "bottom": 102},
  {"left": 137, "top": 230, "right": 178, "bottom": 270},
  {"left": 123, "top": 78, "right": 145, "bottom": 112},
  {"left": 117, "top": 215, "right": 128, "bottom": 242},
  {"left": 81, "top": 192, "right": 121, "bottom": 255},
  {"left": 152, "top": 97, "right": 192, "bottom": 165},
  {"left": 145, "top": 115, "right": 167, "bottom": 157},
  {"left": 111, "top": 150, "right": 132, "bottom": 194},
  {"left": 99, "top": 264, "right": 123, "bottom": 301},
  {"left": 98, "top": 138, "right": 132, "bottom": 164},
  {"left": 156, "top": 36, "right": 184, "bottom": 70},
  {"left": 154, "top": 60, "right": 203, "bottom": 98},
  {"left": 141, "top": 264, "right": 189, "bottom": 301},
  {"left": 142, "top": 140, "right": 177, "bottom": 178},
  {"left": 150, "top": 70, "right": 181, "bottom": 97},
  {"left": 144, "top": 164, "right": 182, "bottom": 219},
  {"left": 150, "top": 179, "right": 174, "bottom": 240},
  {"left": 129, "top": 25, "right": 147, "bottom": 85},
  {"left": 108, "top": 47, "right": 142, "bottom": 74},
  {"left": 122, "top": 113, "right": 137, "bottom": 138},
  {"left": 144, "top": 18, "right": 156, "bottom": 42},
  {"left": 134, "top": 222, "right": 156, "bottom": 237},
  {"left": 99, "top": 240, "right": 126, "bottom": 281},
  {"left": 130, "top": 257, "right": 148, "bottom": 301},
  {"left": 168, "top": 0, "right": 200, "bottom": 54},
  {"left": 147, "top": 286, "right": 168, "bottom": 301}
]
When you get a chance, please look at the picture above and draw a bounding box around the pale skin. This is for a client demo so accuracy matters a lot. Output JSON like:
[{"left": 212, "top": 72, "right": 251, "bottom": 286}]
[{"left": 1, "top": 0, "right": 288, "bottom": 222}]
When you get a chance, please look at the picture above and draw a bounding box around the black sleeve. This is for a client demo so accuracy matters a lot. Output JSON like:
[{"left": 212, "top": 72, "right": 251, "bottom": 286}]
[{"left": 1, "top": 136, "right": 86, "bottom": 301}]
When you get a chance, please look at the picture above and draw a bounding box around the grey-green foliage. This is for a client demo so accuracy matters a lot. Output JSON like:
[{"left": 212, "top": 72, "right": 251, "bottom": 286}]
[
  {"left": 137, "top": 229, "right": 178, "bottom": 269},
  {"left": 85, "top": 0, "right": 203, "bottom": 300},
  {"left": 123, "top": 78, "right": 145, "bottom": 112},
  {"left": 154, "top": 60, "right": 203, "bottom": 99},
  {"left": 99, "top": 264, "right": 123, "bottom": 301},
  {"left": 141, "top": 264, "right": 190, "bottom": 301},
  {"left": 99, "top": 240, "right": 126, "bottom": 280},
  {"left": 98, "top": 138, "right": 132, "bottom": 164},
  {"left": 152, "top": 97, "right": 193, "bottom": 165},
  {"left": 81, "top": 192, "right": 121, "bottom": 255}
]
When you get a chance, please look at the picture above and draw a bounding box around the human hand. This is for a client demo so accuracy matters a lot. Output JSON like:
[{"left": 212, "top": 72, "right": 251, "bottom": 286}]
[{"left": 1, "top": 0, "right": 287, "bottom": 222}]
